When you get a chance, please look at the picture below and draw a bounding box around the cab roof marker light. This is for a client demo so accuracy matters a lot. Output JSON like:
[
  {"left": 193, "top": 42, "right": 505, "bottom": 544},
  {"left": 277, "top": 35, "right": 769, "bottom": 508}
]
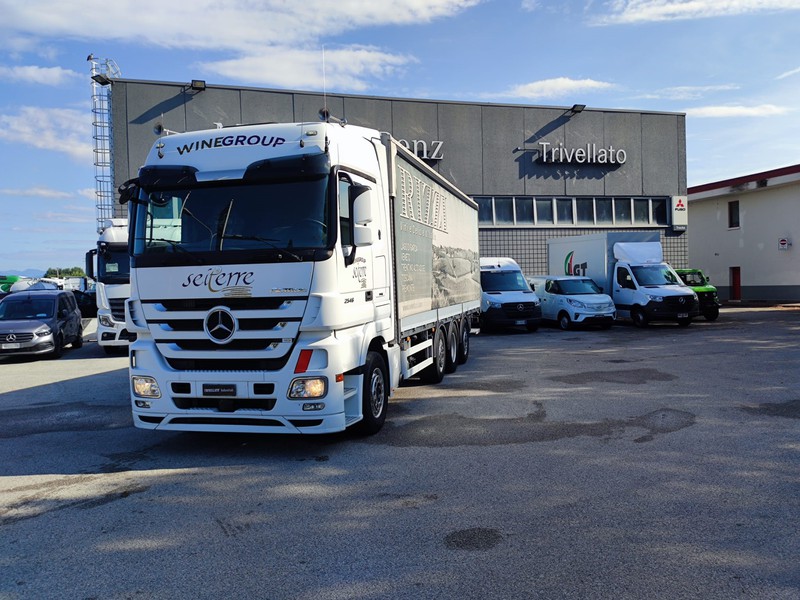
[{"left": 295, "top": 349, "right": 313, "bottom": 373}]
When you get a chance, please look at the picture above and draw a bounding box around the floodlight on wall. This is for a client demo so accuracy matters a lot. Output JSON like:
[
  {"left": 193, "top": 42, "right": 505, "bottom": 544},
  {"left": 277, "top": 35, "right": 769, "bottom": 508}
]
[
  {"left": 91, "top": 73, "right": 112, "bottom": 86},
  {"left": 190, "top": 79, "right": 206, "bottom": 91},
  {"left": 570, "top": 104, "right": 586, "bottom": 113}
]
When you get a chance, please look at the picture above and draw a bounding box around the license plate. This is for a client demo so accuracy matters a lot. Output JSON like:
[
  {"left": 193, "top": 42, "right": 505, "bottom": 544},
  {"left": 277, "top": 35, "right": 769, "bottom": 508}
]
[
  {"left": 515, "top": 320, "right": 525, "bottom": 325},
  {"left": 2, "top": 343, "right": 20, "bottom": 349},
  {"left": 678, "top": 313, "right": 688, "bottom": 318},
  {"left": 202, "top": 383, "right": 236, "bottom": 396}
]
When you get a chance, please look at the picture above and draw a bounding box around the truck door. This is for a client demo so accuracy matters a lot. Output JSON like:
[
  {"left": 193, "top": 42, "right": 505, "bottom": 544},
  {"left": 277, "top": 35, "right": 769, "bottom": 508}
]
[{"left": 614, "top": 265, "right": 636, "bottom": 318}]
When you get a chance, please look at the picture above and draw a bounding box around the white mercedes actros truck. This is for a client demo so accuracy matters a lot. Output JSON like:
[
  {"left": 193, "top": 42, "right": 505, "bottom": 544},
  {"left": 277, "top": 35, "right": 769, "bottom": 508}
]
[
  {"left": 119, "top": 120, "right": 480, "bottom": 435},
  {"left": 85, "top": 218, "right": 134, "bottom": 354}
]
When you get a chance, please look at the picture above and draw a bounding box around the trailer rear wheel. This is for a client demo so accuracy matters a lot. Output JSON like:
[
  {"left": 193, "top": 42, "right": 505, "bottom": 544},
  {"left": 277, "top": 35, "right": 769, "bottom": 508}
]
[
  {"left": 456, "top": 317, "right": 470, "bottom": 365},
  {"left": 353, "top": 351, "right": 388, "bottom": 436},
  {"left": 423, "top": 327, "right": 446, "bottom": 384},
  {"left": 445, "top": 321, "right": 459, "bottom": 374}
]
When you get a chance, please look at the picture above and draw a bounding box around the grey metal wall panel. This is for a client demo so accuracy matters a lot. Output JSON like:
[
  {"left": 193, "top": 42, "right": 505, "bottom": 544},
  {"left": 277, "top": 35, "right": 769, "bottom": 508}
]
[
  {"left": 481, "top": 106, "right": 524, "bottom": 196},
  {"left": 564, "top": 111, "right": 606, "bottom": 197},
  {"left": 241, "top": 90, "right": 295, "bottom": 125},
  {"left": 391, "top": 100, "right": 438, "bottom": 149},
  {"left": 294, "top": 93, "right": 344, "bottom": 123},
  {"left": 523, "top": 107, "right": 569, "bottom": 196},
  {"left": 342, "top": 97, "right": 392, "bottom": 130},
  {"left": 438, "top": 103, "right": 483, "bottom": 194},
  {"left": 185, "top": 88, "right": 242, "bottom": 131},
  {"left": 603, "top": 112, "right": 643, "bottom": 196},
  {"left": 121, "top": 82, "right": 188, "bottom": 183},
  {"left": 642, "top": 113, "right": 680, "bottom": 196},
  {"left": 111, "top": 81, "right": 130, "bottom": 218},
  {"left": 677, "top": 115, "right": 687, "bottom": 194}
]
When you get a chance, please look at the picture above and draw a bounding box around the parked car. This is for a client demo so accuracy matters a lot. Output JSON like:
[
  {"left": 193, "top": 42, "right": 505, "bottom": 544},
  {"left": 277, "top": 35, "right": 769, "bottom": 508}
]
[
  {"left": 478, "top": 257, "right": 542, "bottom": 332},
  {"left": 675, "top": 268, "right": 721, "bottom": 321},
  {"left": 527, "top": 275, "right": 616, "bottom": 330},
  {"left": 0, "top": 289, "right": 83, "bottom": 359}
]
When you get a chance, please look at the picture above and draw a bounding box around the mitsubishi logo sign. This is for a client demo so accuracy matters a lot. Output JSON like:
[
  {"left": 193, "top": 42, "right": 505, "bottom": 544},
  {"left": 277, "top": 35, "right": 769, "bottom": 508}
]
[{"left": 204, "top": 307, "right": 237, "bottom": 344}]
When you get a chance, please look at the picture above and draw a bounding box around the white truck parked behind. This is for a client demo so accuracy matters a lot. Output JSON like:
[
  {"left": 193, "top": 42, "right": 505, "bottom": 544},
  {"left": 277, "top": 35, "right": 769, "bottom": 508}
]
[
  {"left": 85, "top": 218, "right": 133, "bottom": 354},
  {"left": 547, "top": 232, "right": 698, "bottom": 327},
  {"left": 119, "top": 120, "right": 480, "bottom": 435},
  {"left": 478, "top": 257, "right": 541, "bottom": 332}
]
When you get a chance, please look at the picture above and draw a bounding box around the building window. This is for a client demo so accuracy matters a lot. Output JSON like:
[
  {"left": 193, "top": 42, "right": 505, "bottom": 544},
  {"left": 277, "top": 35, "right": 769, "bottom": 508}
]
[
  {"left": 556, "top": 198, "right": 573, "bottom": 224},
  {"left": 495, "top": 196, "right": 514, "bottom": 225},
  {"left": 474, "top": 195, "right": 671, "bottom": 228},
  {"left": 576, "top": 198, "right": 594, "bottom": 224},
  {"left": 515, "top": 197, "right": 534, "bottom": 225},
  {"left": 633, "top": 198, "right": 650, "bottom": 224},
  {"left": 476, "top": 197, "right": 493, "bottom": 225},
  {"left": 728, "top": 200, "right": 740, "bottom": 228},
  {"left": 615, "top": 198, "right": 632, "bottom": 224},
  {"left": 536, "top": 198, "right": 554, "bottom": 224}
]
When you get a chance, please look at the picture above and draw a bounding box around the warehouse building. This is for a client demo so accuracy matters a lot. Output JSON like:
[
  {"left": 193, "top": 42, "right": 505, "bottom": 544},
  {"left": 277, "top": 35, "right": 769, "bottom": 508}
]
[{"left": 105, "top": 78, "right": 689, "bottom": 275}]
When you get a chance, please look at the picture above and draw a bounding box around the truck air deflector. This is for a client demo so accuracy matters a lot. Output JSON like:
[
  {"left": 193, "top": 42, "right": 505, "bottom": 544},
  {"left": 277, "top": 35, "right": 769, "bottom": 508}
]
[{"left": 244, "top": 152, "right": 330, "bottom": 182}]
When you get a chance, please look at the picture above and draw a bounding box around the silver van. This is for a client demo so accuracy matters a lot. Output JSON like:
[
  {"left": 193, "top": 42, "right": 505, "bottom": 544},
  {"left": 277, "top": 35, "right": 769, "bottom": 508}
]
[
  {"left": 0, "top": 289, "right": 84, "bottom": 359},
  {"left": 527, "top": 276, "right": 615, "bottom": 330}
]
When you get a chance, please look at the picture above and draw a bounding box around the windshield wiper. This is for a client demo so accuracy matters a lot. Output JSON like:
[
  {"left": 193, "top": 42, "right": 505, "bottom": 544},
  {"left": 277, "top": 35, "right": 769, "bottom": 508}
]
[{"left": 221, "top": 234, "right": 303, "bottom": 262}]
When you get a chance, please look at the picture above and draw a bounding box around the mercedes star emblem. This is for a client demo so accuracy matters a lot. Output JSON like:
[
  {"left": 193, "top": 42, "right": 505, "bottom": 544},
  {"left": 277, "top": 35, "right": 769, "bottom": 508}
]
[{"left": 204, "top": 307, "right": 237, "bottom": 344}]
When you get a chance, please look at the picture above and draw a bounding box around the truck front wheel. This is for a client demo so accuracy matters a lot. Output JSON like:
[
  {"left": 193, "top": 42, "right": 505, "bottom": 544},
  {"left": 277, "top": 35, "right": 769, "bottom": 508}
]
[
  {"left": 631, "top": 307, "right": 648, "bottom": 328},
  {"left": 423, "top": 327, "right": 446, "bottom": 384},
  {"left": 353, "top": 351, "right": 388, "bottom": 436},
  {"left": 703, "top": 308, "right": 719, "bottom": 321}
]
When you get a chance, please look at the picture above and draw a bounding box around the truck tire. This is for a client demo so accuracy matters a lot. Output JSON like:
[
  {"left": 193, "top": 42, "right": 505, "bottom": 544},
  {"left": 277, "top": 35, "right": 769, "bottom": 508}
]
[
  {"left": 422, "top": 327, "right": 446, "bottom": 384},
  {"left": 353, "top": 351, "right": 388, "bottom": 436},
  {"left": 444, "top": 321, "right": 458, "bottom": 374},
  {"left": 703, "top": 308, "right": 719, "bottom": 321},
  {"left": 631, "top": 307, "right": 648, "bottom": 328},
  {"left": 558, "top": 312, "right": 572, "bottom": 331},
  {"left": 456, "top": 317, "right": 470, "bottom": 365}
]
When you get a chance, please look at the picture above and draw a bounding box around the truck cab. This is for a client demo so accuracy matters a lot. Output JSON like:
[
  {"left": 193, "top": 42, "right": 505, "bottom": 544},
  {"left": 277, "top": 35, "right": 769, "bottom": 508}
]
[
  {"left": 527, "top": 275, "right": 615, "bottom": 330},
  {"left": 478, "top": 257, "right": 541, "bottom": 332}
]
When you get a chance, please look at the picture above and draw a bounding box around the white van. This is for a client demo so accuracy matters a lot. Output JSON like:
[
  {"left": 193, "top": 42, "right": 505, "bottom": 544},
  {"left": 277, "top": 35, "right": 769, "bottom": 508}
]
[
  {"left": 527, "top": 275, "right": 615, "bottom": 330},
  {"left": 479, "top": 257, "right": 542, "bottom": 332}
]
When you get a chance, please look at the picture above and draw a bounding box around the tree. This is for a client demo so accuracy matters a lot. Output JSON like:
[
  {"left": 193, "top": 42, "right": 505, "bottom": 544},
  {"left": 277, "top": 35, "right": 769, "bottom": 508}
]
[{"left": 44, "top": 267, "right": 86, "bottom": 278}]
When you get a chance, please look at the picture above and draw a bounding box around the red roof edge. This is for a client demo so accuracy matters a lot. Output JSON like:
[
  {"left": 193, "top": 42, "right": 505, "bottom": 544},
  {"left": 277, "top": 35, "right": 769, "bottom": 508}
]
[{"left": 688, "top": 163, "right": 800, "bottom": 195}]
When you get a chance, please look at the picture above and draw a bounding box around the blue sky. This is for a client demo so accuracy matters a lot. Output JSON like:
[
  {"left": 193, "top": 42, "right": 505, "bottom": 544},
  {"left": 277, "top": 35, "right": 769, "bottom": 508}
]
[{"left": 1, "top": 0, "right": 799, "bottom": 274}]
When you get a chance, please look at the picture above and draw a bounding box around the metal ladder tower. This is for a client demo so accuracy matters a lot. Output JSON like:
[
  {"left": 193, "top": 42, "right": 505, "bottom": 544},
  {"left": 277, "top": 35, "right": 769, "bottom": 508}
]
[{"left": 88, "top": 55, "right": 121, "bottom": 234}]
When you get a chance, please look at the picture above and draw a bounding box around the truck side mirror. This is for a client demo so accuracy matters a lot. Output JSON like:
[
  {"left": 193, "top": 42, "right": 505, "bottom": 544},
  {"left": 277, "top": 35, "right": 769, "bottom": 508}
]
[
  {"left": 353, "top": 224, "right": 373, "bottom": 247},
  {"left": 351, "top": 185, "right": 373, "bottom": 224}
]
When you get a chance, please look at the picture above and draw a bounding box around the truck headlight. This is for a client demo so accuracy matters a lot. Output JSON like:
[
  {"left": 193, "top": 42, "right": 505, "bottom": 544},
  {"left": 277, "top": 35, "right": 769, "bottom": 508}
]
[
  {"left": 646, "top": 294, "right": 664, "bottom": 302},
  {"left": 99, "top": 314, "right": 114, "bottom": 327},
  {"left": 289, "top": 377, "right": 327, "bottom": 399},
  {"left": 35, "top": 326, "right": 52, "bottom": 337},
  {"left": 132, "top": 376, "right": 161, "bottom": 398},
  {"left": 486, "top": 300, "right": 502, "bottom": 309}
]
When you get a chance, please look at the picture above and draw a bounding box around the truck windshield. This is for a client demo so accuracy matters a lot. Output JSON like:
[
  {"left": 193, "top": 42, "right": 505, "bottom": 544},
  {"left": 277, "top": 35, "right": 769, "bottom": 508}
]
[
  {"left": 481, "top": 271, "right": 531, "bottom": 292},
  {"left": 98, "top": 246, "right": 130, "bottom": 284},
  {"left": 131, "top": 177, "right": 330, "bottom": 261},
  {"left": 559, "top": 279, "right": 602, "bottom": 294},
  {"left": 631, "top": 265, "right": 681, "bottom": 287}
]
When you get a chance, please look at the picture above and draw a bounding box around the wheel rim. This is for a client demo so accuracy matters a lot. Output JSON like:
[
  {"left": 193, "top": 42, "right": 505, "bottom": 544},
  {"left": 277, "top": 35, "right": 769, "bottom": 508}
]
[
  {"left": 560, "top": 315, "right": 569, "bottom": 330},
  {"left": 448, "top": 328, "right": 457, "bottom": 363},
  {"left": 436, "top": 333, "right": 446, "bottom": 371},
  {"left": 369, "top": 367, "right": 385, "bottom": 418},
  {"left": 461, "top": 324, "right": 469, "bottom": 353}
]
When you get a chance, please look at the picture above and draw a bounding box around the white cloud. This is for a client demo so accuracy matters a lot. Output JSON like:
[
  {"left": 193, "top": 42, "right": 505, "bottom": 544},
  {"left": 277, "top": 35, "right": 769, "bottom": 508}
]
[
  {"left": 0, "top": 187, "right": 73, "bottom": 198},
  {"left": 498, "top": 77, "right": 615, "bottom": 100},
  {"left": 596, "top": 0, "right": 800, "bottom": 25},
  {"left": 642, "top": 84, "right": 740, "bottom": 100},
  {"left": 0, "top": 65, "right": 80, "bottom": 85},
  {"left": 685, "top": 104, "right": 790, "bottom": 118},
  {"left": 0, "top": 106, "right": 93, "bottom": 162},
  {"left": 776, "top": 66, "right": 800, "bottom": 80},
  {"left": 0, "top": 0, "right": 481, "bottom": 90}
]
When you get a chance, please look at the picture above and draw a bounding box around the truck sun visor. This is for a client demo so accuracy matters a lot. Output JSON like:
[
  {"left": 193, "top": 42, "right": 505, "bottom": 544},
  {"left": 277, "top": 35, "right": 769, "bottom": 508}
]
[{"left": 244, "top": 152, "right": 330, "bottom": 182}]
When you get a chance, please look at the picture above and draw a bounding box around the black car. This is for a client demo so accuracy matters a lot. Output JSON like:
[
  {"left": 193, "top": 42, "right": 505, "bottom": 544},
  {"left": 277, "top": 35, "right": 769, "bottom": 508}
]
[{"left": 0, "top": 289, "right": 84, "bottom": 358}]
